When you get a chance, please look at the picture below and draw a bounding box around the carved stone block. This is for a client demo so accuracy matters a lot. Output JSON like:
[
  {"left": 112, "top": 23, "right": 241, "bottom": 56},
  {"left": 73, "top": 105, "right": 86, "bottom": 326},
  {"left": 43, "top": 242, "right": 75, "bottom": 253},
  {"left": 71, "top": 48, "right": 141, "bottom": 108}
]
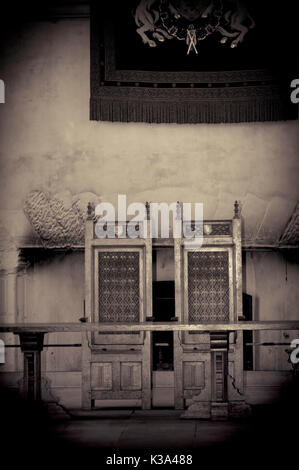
[
  {"left": 229, "top": 401, "right": 252, "bottom": 419},
  {"left": 211, "top": 402, "right": 229, "bottom": 421},
  {"left": 181, "top": 400, "right": 211, "bottom": 420}
]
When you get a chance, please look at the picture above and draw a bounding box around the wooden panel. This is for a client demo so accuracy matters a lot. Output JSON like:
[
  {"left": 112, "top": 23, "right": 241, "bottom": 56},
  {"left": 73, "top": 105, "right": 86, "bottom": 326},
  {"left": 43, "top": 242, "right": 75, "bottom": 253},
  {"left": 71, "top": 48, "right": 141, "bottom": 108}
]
[
  {"left": 121, "top": 362, "right": 142, "bottom": 391},
  {"left": 183, "top": 361, "right": 205, "bottom": 389},
  {"left": 92, "top": 390, "right": 142, "bottom": 400},
  {"left": 141, "top": 330, "right": 151, "bottom": 410},
  {"left": 152, "top": 371, "right": 175, "bottom": 407},
  {"left": 173, "top": 331, "right": 184, "bottom": 409},
  {"left": 152, "top": 388, "right": 175, "bottom": 408},
  {"left": 152, "top": 371, "right": 174, "bottom": 388},
  {"left": 3, "top": 322, "right": 299, "bottom": 333},
  {"left": 0, "top": 278, "right": 6, "bottom": 314},
  {"left": 244, "top": 371, "right": 292, "bottom": 405},
  {"left": 91, "top": 362, "right": 112, "bottom": 390},
  {"left": 82, "top": 331, "right": 92, "bottom": 409},
  {"left": 91, "top": 350, "right": 142, "bottom": 361}
]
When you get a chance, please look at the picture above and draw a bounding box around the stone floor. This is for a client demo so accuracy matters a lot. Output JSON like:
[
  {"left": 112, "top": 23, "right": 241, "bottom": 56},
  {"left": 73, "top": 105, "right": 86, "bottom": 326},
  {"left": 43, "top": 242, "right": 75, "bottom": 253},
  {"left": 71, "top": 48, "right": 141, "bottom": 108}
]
[
  {"left": 43, "top": 407, "right": 297, "bottom": 467},
  {"left": 1, "top": 384, "right": 298, "bottom": 467},
  {"left": 54, "top": 409, "right": 249, "bottom": 449}
]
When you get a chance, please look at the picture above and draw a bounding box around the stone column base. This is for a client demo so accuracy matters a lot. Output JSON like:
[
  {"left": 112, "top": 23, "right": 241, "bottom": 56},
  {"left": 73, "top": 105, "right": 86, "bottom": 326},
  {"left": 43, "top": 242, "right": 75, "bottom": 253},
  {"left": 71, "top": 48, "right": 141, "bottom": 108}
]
[
  {"left": 211, "top": 402, "right": 229, "bottom": 421},
  {"left": 180, "top": 401, "right": 211, "bottom": 420},
  {"left": 228, "top": 401, "right": 252, "bottom": 419},
  {"left": 181, "top": 400, "right": 252, "bottom": 420}
]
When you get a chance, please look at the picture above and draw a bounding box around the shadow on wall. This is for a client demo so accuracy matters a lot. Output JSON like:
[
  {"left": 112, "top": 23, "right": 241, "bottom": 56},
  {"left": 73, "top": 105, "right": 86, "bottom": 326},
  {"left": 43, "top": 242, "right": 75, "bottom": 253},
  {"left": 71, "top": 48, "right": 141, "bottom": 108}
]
[{"left": 20, "top": 247, "right": 81, "bottom": 268}]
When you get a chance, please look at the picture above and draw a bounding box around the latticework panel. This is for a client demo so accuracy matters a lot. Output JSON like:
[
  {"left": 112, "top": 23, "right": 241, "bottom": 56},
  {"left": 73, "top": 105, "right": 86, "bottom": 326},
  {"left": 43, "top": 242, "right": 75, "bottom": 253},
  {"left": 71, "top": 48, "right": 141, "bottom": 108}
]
[
  {"left": 98, "top": 252, "right": 140, "bottom": 322},
  {"left": 206, "top": 223, "right": 232, "bottom": 236},
  {"left": 188, "top": 251, "right": 230, "bottom": 323},
  {"left": 187, "top": 222, "right": 232, "bottom": 237}
]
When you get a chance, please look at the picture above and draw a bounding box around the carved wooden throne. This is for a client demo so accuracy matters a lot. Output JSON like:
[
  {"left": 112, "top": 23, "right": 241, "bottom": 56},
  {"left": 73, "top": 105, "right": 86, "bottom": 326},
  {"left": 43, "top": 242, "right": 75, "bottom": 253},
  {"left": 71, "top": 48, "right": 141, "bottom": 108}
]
[
  {"left": 82, "top": 208, "right": 152, "bottom": 409},
  {"left": 81, "top": 202, "right": 249, "bottom": 418}
]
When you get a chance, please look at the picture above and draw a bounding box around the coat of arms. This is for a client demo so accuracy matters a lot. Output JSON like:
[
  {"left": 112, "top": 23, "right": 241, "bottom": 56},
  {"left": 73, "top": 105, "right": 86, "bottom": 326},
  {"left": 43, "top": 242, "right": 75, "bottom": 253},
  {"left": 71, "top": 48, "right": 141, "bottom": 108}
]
[{"left": 134, "top": 0, "right": 255, "bottom": 54}]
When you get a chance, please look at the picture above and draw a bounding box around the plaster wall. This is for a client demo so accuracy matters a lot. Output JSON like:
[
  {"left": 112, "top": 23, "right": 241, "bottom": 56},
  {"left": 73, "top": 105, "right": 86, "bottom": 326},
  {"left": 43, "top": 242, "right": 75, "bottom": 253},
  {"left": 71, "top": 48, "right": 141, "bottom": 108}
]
[
  {"left": 0, "top": 19, "right": 298, "bottom": 246},
  {"left": 0, "top": 18, "right": 299, "bottom": 408}
]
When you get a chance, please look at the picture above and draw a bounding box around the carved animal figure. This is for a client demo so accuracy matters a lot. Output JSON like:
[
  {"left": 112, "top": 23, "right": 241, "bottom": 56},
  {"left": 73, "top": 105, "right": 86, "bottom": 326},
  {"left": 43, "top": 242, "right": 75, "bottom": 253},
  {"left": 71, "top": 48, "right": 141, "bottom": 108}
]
[
  {"left": 201, "top": 2, "right": 214, "bottom": 18},
  {"left": 134, "top": 0, "right": 212, "bottom": 46},
  {"left": 169, "top": 0, "right": 214, "bottom": 21},
  {"left": 168, "top": 0, "right": 214, "bottom": 20},
  {"left": 134, "top": 0, "right": 173, "bottom": 47},
  {"left": 217, "top": 0, "right": 255, "bottom": 48},
  {"left": 134, "top": 0, "right": 255, "bottom": 49}
]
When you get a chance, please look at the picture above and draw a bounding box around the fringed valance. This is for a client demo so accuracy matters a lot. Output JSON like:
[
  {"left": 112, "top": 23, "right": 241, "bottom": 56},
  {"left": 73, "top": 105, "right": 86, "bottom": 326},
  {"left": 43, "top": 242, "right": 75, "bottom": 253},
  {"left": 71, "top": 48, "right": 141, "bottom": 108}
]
[{"left": 90, "top": 1, "right": 296, "bottom": 124}]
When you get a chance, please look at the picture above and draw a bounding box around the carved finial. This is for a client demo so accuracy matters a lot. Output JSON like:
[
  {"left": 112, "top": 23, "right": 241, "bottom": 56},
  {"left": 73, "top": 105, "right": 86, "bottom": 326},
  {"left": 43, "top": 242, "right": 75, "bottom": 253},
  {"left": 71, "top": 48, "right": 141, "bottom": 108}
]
[
  {"left": 234, "top": 200, "right": 240, "bottom": 219},
  {"left": 176, "top": 201, "right": 181, "bottom": 220},
  {"left": 145, "top": 201, "right": 150, "bottom": 220},
  {"left": 87, "top": 202, "right": 95, "bottom": 220}
]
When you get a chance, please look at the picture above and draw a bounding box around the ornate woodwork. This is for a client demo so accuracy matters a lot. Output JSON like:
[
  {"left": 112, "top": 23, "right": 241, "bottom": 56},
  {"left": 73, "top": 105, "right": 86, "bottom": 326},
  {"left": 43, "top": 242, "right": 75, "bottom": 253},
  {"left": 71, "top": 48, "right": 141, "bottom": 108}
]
[
  {"left": 82, "top": 201, "right": 247, "bottom": 417},
  {"left": 82, "top": 211, "right": 152, "bottom": 409},
  {"left": 187, "top": 251, "right": 230, "bottom": 323},
  {"left": 98, "top": 251, "right": 140, "bottom": 323}
]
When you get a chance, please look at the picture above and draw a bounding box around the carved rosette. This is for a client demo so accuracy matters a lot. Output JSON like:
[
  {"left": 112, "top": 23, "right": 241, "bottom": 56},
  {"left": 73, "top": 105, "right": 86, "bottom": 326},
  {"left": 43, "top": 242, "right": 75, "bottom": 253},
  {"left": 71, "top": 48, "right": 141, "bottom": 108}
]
[{"left": 23, "top": 190, "right": 101, "bottom": 248}]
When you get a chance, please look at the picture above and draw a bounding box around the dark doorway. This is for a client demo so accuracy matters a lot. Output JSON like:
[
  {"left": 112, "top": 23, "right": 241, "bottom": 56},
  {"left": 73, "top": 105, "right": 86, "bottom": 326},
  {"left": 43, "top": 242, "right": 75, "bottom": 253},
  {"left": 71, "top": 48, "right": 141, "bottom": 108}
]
[
  {"left": 243, "top": 293, "right": 254, "bottom": 371},
  {"left": 152, "top": 281, "right": 175, "bottom": 371}
]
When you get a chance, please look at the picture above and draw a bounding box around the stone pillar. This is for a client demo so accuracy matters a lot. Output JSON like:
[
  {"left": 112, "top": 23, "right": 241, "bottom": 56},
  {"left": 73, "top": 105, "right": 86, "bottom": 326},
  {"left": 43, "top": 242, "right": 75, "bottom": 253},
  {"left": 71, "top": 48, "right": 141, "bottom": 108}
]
[
  {"left": 81, "top": 204, "right": 94, "bottom": 409},
  {"left": 0, "top": 226, "right": 20, "bottom": 373},
  {"left": 228, "top": 203, "right": 251, "bottom": 418},
  {"left": 210, "top": 332, "right": 229, "bottom": 420}
]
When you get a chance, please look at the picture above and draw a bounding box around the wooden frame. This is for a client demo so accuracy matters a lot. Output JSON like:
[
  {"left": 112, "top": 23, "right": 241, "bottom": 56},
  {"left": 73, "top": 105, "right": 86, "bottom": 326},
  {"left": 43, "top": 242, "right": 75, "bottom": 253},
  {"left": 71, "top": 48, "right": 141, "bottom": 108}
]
[
  {"left": 173, "top": 216, "right": 244, "bottom": 412},
  {"left": 93, "top": 246, "right": 145, "bottom": 345},
  {"left": 82, "top": 209, "right": 245, "bottom": 412},
  {"left": 183, "top": 246, "right": 234, "bottom": 326},
  {"left": 82, "top": 217, "right": 152, "bottom": 409}
]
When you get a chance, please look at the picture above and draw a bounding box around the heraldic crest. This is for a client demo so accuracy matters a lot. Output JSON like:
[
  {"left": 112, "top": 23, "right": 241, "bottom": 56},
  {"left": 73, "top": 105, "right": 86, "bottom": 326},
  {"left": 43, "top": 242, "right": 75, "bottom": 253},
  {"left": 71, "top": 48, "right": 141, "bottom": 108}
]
[{"left": 134, "top": 0, "right": 255, "bottom": 54}]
